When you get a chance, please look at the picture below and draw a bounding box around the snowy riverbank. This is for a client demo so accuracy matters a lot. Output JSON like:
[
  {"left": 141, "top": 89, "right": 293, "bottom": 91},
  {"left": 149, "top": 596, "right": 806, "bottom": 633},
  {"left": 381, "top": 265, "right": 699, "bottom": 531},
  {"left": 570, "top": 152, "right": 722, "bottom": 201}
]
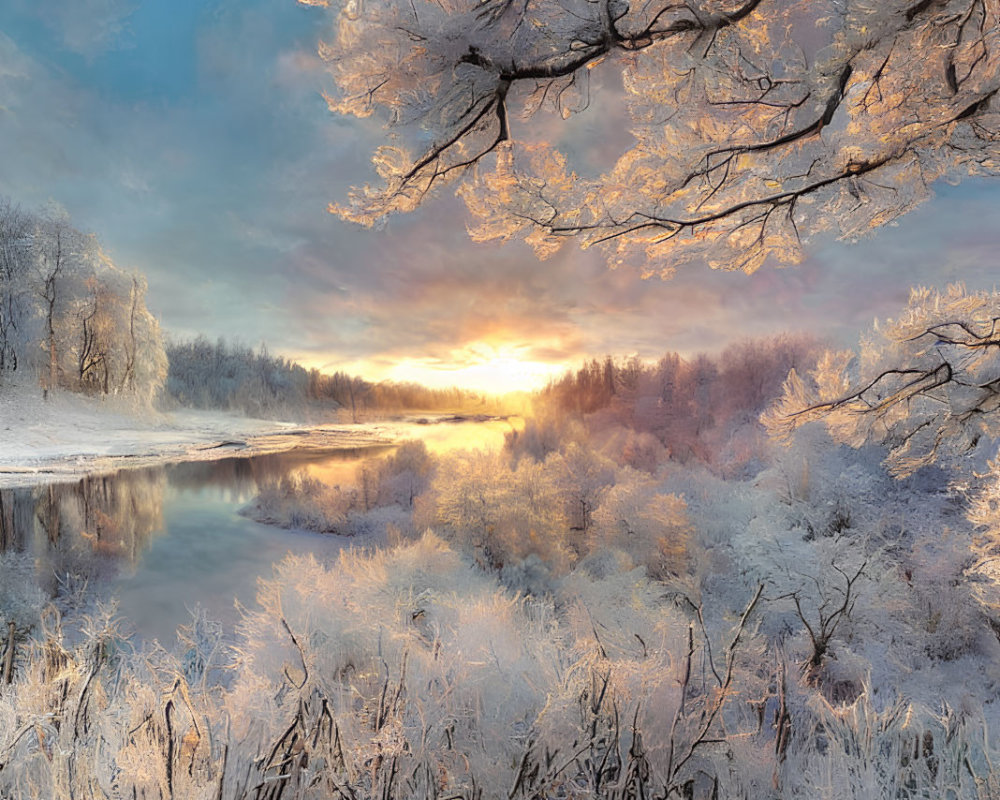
[{"left": 0, "top": 384, "right": 395, "bottom": 487}]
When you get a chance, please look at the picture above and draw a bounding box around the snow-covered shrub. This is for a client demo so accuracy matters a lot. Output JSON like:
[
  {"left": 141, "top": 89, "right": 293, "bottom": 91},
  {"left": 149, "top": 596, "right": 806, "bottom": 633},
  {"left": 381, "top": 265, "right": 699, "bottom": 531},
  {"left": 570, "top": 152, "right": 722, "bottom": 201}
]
[
  {"left": 228, "top": 534, "right": 565, "bottom": 790},
  {"left": 224, "top": 534, "right": 773, "bottom": 799},
  {"left": 242, "top": 471, "right": 351, "bottom": 533},
  {"left": 245, "top": 442, "right": 435, "bottom": 538},
  {"left": 0, "top": 600, "right": 229, "bottom": 800},
  {"left": 589, "top": 469, "right": 692, "bottom": 580},
  {"left": 359, "top": 439, "right": 436, "bottom": 509},
  {"left": 781, "top": 690, "right": 1000, "bottom": 799},
  {"left": 421, "top": 449, "right": 571, "bottom": 573},
  {"left": 906, "top": 525, "right": 988, "bottom": 663},
  {"left": 547, "top": 441, "right": 617, "bottom": 539},
  {"left": 342, "top": 503, "right": 415, "bottom": 540}
]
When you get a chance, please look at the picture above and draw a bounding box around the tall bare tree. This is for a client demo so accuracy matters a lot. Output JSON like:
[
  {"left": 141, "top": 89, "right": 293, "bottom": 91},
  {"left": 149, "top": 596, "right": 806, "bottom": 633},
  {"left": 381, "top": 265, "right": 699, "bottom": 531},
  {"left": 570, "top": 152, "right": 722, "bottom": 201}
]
[
  {"left": 21, "top": 206, "right": 167, "bottom": 403},
  {"left": 32, "top": 210, "right": 91, "bottom": 397},
  {"left": 0, "top": 199, "right": 33, "bottom": 377}
]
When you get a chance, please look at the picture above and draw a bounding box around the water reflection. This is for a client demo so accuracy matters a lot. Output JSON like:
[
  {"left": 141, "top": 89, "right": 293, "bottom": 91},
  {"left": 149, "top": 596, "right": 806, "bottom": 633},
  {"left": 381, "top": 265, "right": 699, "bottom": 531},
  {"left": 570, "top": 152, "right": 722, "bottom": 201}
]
[
  {"left": 392, "top": 416, "right": 520, "bottom": 455},
  {"left": 0, "top": 470, "right": 166, "bottom": 595},
  {"left": 0, "top": 487, "right": 34, "bottom": 551},
  {"left": 0, "top": 419, "right": 510, "bottom": 641},
  {"left": 167, "top": 447, "right": 395, "bottom": 501},
  {"left": 0, "top": 448, "right": 396, "bottom": 581}
]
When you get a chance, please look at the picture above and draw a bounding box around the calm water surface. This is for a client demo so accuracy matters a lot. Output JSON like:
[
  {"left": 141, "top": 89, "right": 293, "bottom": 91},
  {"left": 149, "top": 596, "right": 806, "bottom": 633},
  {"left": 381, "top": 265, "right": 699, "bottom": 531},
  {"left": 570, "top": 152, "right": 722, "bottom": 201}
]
[{"left": 0, "top": 419, "right": 512, "bottom": 644}]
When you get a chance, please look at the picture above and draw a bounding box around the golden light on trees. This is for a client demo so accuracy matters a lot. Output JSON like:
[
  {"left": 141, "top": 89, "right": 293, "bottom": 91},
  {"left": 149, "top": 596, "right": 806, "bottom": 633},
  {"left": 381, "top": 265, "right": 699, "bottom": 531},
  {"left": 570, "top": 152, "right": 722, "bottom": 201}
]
[{"left": 309, "top": 0, "right": 1000, "bottom": 275}]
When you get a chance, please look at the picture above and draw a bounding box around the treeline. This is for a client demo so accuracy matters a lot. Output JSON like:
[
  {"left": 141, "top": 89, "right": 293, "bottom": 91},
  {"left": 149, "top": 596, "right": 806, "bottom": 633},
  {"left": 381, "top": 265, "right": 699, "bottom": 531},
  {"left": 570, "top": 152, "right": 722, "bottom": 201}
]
[
  {"left": 165, "top": 338, "right": 311, "bottom": 417},
  {"left": 0, "top": 199, "right": 166, "bottom": 403},
  {"left": 526, "top": 334, "right": 820, "bottom": 476},
  {"left": 0, "top": 193, "right": 815, "bottom": 430},
  {"left": 312, "top": 373, "right": 492, "bottom": 417},
  {"left": 166, "top": 337, "right": 499, "bottom": 419}
]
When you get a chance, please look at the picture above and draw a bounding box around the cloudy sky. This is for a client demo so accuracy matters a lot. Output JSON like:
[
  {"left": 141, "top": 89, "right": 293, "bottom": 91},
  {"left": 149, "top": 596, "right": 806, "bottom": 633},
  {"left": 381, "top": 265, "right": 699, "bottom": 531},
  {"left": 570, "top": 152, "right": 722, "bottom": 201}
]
[{"left": 1, "top": 0, "right": 999, "bottom": 391}]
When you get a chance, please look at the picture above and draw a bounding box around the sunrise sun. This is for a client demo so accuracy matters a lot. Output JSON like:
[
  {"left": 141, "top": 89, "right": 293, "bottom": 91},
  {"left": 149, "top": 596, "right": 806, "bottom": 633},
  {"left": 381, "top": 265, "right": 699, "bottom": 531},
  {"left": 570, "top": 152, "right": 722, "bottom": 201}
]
[{"left": 385, "top": 342, "right": 567, "bottom": 394}]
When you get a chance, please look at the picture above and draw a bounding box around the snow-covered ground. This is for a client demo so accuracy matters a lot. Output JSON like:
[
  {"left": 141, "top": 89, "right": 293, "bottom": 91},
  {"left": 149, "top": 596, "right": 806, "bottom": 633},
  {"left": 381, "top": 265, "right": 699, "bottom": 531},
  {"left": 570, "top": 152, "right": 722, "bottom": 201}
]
[{"left": 0, "top": 384, "right": 395, "bottom": 487}]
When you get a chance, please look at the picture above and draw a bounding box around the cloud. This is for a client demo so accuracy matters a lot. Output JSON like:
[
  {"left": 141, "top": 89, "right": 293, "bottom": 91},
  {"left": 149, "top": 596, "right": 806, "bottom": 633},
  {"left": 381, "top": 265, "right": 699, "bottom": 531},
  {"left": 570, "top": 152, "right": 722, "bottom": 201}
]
[
  {"left": 0, "top": 33, "right": 101, "bottom": 194},
  {"left": 0, "top": 31, "right": 30, "bottom": 80},
  {"left": 16, "top": 0, "right": 137, "bottom": 57}
]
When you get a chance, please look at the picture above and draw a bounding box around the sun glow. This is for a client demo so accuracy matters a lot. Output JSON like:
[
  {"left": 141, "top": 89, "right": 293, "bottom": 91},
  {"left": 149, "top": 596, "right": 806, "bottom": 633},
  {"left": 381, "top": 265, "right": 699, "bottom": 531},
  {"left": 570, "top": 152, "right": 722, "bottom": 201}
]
[{"left": 386, "top": 343, "right": 567, "bottom": 394}]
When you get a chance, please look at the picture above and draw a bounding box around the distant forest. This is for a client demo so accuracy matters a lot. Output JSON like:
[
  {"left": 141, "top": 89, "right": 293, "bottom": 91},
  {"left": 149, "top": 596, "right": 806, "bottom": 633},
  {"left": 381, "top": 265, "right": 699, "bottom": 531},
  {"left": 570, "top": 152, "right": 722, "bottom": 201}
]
[
  {"left": 165, "top": 337, "right": 496, "bottom": 418},
  {"left": 521, "top": 334, "right": 820, "bottom": 478}
]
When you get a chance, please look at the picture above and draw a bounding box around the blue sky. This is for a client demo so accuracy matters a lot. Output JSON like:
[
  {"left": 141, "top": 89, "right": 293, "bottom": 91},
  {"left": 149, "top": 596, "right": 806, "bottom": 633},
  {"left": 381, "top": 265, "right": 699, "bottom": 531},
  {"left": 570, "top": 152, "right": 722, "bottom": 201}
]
[{"left": 1, "top": 0, "right": 999, "bottom": 390}]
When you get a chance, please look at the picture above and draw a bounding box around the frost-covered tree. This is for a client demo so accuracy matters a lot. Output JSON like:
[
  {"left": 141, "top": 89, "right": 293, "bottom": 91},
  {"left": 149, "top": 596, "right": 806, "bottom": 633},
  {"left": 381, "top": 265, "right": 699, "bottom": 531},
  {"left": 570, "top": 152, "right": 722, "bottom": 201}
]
[
  {"left": 367, "top": 439, "right": 436, "bottom": 509},
  {"left": 766, "top": 284, "right": 1000, "bottom": 476},
  {"left": 31, "top": 208, "right": 96, "bottom": 397},
  {"left": 0, "top": 199, "right": 167, "bottom": 403},
  {"left": 59, "top": 256, "right": 167, "bottom": 402},
  {"left": 590, "top": 469, "right": 693, "bottom": 579},
  {"left": 425, "top": 450, "right": 570, "bottom": 573},
  {"left": 0, "top": 199, "right": 35, "bottom": 378},
  {"left": 165, "top": 337, "right": 310, "bottom": 415},
  {"left": 311, "top": 0, "right": 1000, "bottom": 274},
  {"left": 537, "top": 335, "right": 818, "bottom": 476},
  {"left": 118, "top": 273, "right": 168, "bottom": 405},
  {"left": 550, "top": 441, "right": 617, "bottom": 535}
]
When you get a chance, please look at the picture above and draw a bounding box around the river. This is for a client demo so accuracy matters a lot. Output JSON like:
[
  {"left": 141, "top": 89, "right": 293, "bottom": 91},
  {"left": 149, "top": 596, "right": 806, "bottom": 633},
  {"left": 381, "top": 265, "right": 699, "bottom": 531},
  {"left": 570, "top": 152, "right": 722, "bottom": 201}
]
[{"left": 0, "top": 417, "right": 514, "bottom": 644}]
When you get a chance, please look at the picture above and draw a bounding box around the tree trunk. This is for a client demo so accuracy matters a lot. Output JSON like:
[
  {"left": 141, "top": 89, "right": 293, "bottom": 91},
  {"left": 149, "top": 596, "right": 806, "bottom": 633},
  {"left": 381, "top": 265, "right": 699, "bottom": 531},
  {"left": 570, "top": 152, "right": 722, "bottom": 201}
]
[
  {"left": 3, "top": 620, "right": 15, "bottom": 684},
  {"left": 47, "top": 320, "right": 56, "bottom": 396}
]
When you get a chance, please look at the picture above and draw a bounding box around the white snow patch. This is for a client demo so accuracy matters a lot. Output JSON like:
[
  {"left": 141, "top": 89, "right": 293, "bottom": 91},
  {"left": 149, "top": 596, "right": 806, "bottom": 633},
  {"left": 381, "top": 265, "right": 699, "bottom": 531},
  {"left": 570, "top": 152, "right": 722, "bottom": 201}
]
[{"left": 0, "top": 383, "right": 395, "bottom": 487}]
